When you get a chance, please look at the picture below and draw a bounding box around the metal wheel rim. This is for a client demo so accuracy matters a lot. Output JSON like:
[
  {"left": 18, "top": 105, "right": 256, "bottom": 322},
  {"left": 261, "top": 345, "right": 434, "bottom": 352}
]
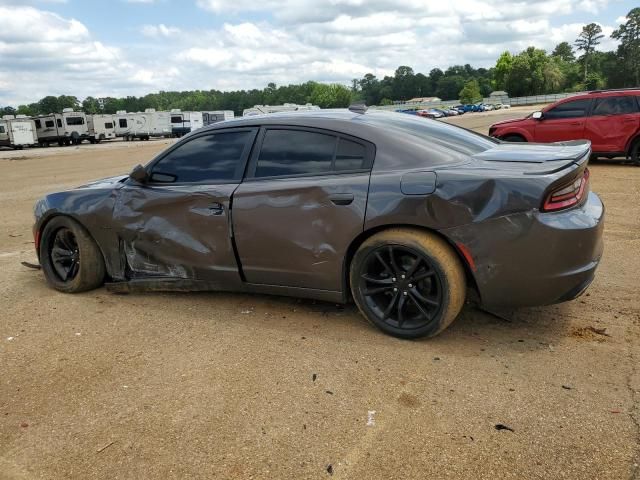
[
  {"left": 359, "top": 245, "right": 443, "bottom": 331},
  {"left": 50, "top": 228, "right": 80, "bottom": 282}
]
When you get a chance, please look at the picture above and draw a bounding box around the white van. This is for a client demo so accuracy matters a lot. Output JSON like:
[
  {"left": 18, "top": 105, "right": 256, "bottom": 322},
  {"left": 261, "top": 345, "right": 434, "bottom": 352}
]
[
  {"left": 87, "top": 114, "right": 116, "bottom": 143},
  {"left": 33, "top": 109, "right": 89, "bottom": 146},
  {"left": 0, "top": 115, "right": 38, "bottom": 149}
]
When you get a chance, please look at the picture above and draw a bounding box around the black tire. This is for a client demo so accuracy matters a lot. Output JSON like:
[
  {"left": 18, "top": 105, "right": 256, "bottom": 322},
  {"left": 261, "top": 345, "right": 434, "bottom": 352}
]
[
  {"left": 630, "top": 139, "right": 640, "bottom": 166},
  {"left": 39, "top": 216, "right": 106, "bottom": 293},
  {"left": 58, "top": 140, "right": 64, "bottom": 147},
  {"left": 350, "top": 228, "right": 466, "bottom": 339},
  {"left": 502, "top": 135, "right": 526, "bottom": 142}
]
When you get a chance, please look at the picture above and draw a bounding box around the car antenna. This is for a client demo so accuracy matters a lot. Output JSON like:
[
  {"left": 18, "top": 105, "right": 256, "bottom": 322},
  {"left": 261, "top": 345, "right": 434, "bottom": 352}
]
[{"left": 348, "top": 103, "right": 368, "bottom": 114}]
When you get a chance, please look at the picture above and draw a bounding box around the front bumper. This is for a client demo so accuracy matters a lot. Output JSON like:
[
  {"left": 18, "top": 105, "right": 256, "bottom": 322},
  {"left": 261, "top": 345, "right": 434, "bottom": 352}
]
[{"left": 442, "top": 192, "right": 605, "bottom": 308}]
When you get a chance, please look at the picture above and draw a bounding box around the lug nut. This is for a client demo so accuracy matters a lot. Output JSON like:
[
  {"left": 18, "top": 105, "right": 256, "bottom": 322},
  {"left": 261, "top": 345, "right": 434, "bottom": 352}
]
[
  {"left": 392, "top": 277, "right": 396, "bottom": 282},
  {"left": 403, "top": 291, "right": 408, "bottom": 296},
  {"left": 393, "top": 287, "right": 398, "bottom": 292},
  {"left": 408, "top": 283, "right": 413, "bottom": 288},
  {"left": 401, "top": 275, "right": 405, "bottom": 279}
]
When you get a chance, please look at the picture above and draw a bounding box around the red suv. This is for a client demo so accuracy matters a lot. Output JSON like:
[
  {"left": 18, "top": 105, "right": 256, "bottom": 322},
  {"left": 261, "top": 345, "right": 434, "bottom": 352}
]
[{"left": 489, "top": 89, "right": 640, "bottom": 164}]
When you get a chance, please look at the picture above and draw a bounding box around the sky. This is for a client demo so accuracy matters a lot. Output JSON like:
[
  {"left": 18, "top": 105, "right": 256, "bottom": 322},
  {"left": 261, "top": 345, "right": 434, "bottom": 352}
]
[{"left": 0, "top": 0, "right": 636, "bottom": 106}]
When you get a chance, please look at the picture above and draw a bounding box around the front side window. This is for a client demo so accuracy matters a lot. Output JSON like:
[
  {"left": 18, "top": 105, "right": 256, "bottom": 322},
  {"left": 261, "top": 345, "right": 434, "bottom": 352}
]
[
  {"left": 66, "top": 116, "right": 85, "bottom": 126},
  {"left": 150, "top": 131, "right": 252, "bottom": 183},
  {"left": 119, "top": 119, "right": 127, "bottom": 128},
  {"left": 592, "top": 96, "right": 639, "bottom": 116},
  {"left": 45, "top": 120, "right": 55, "bottom": 128},
  {"left": 255, "top": 130, "right": 337, "bottom": 177},
  {"left": 545, "top": 99, "right": 592, "bottom": 119}
]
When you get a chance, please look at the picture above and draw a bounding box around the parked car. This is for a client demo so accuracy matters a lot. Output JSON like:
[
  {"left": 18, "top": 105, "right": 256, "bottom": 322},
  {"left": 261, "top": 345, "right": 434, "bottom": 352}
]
[
  {"left": 417, "top": 109, "right": 444, "bottom": 119},
  {"left": 32, "top": 108, "right": 604, "bottom": 339},
  {"left": 488, "top": 89, "right": 640, "bottom": 164}
]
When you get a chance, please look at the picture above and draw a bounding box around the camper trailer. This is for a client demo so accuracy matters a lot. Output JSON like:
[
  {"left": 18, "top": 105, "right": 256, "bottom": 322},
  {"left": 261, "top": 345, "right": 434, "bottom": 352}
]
[
  {"left": 87, "top": 114, "right": 116, "bottom": 143},
  {"left": 114, "top": 109, "right": 171, "bottom": 141},
  {"left": 33, "top": 109, "right": 89, "bottom": 146},
  {"left": 0, "top": 115, "right": 38, "bottom": 149},
  {"left": 242, "top": 103, "right": 320, "bottom": 116},
  {"left": 202, "top": 111, "right": 235, "bottom": 126},
  {"left": 170, "top": 110, "right": 204, "bottom": 137}
]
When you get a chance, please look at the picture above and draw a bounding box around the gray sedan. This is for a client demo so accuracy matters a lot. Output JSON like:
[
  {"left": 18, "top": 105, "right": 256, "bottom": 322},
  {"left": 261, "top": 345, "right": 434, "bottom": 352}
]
[{"left": 33, "top": 107, "right": 604, "bottom": 339}]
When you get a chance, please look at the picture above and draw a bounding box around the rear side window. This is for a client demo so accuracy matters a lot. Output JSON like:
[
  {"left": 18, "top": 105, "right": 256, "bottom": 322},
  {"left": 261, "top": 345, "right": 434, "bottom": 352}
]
[
  {"left": 256, "top": 130, "right": 336, "bottom": 177},
  {"left": 592, "top": 96, "right": 639, "bottom": 116},
  {"left": 335, "top": 138, "right": 366, "bottom": 171},
  {"left": 150, "top": 131, "right": 252, "bottom": 183},
  {"left": 545, "top": 99, "right": 592, "bottom": 119},
  {"left": 171, "top": 116, "right": 182, "bottom": 124},
  {"left": 119, "top": 119, "right": 127, "bottom": 128},
  {"left": 104, "top": 122, "right": 114, "bottom": 129},
  {"left": 45, "top": 120, "right": 55, "bottom": 128}
]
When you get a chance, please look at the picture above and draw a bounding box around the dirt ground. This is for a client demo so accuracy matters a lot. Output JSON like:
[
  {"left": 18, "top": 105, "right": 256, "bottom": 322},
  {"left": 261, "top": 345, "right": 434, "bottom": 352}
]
[{"left": 1, "top": 108, "right": 639, "bottom": 479}]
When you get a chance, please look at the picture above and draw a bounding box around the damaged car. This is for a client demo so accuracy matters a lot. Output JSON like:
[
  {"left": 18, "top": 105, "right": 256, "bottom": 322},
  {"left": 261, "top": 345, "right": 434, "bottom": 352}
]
[{"left": 33, "top": 107, "right": 604, "bottom": 339}]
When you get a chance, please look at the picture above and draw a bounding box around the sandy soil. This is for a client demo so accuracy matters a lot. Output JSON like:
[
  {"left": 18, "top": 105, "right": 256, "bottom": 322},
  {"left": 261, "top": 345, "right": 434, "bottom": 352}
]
[{"left": 0, "top": 110, "right": 639, "bottom": 479}]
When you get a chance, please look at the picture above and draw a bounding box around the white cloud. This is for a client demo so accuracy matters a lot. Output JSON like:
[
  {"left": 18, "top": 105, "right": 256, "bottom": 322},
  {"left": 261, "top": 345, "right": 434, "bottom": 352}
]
[{"left": 0, "top": 0, "right": 626, "bottom": 106}]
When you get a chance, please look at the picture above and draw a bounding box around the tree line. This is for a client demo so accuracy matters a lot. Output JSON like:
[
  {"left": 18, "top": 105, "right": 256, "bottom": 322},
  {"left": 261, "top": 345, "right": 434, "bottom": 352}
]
[{"left": 1, "top": 8, "right": 638, "bottom": 116}]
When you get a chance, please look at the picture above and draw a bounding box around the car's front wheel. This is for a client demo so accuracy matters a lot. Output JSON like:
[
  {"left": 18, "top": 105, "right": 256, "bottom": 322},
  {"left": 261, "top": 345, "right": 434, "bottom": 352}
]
[
  {"left": 40, "top": 216, "right": 106, "bottom": 293},
  {"left": 502, "top": 134, "right": 526, "bottom": 142},
  {"left": 350, "top": 228, "right": 466, "bottom": 339}
]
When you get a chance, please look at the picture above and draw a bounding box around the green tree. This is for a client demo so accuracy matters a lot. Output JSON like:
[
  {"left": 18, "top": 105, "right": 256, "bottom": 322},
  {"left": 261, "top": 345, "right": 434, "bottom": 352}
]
[
  {"left": 575, "top": 23, "right": 604, "bottom": 81},
  {"left": 543, "top": 58, "right": 566, "bottom": 92},
  {"left": 493, "top": 51, "right": 513, "bottom": 90},
  {"left": 82, "top": 96, "right": 101, "bottom": 114},
  {"left": 458, "top": 80, "right": 482, "bottom": 104},
  {"left": 0, "top": 106, "right": 17, "bottom": 116},
  {"left": 611, "top": 8, "right": 640, "bottom": 86},
  {"left": 38, "top": 96, "right": 59, "bottom": 115},
  {"left": 552, "top": 41, "right": 575, "bottom": 62},
  {"left": 309, "top": 83, "right": 352, "bottom": 108},
  {"left": 436, "top": 75, "right": 465, "bottom": 100}
]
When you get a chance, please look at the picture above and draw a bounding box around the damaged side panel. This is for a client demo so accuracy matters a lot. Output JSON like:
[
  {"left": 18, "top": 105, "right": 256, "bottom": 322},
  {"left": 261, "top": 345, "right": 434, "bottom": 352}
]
[{"left": 112, "top": 183, "right": 242, "bottom": 288}]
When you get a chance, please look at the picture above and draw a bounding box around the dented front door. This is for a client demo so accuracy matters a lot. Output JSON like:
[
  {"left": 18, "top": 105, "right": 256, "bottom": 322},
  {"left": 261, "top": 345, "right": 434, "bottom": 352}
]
[{"left": 113, "top": 183, "right": 240, "bottom": 284}]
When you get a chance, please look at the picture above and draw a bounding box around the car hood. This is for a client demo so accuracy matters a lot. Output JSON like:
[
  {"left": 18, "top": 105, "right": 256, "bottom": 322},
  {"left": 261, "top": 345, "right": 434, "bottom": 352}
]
[
  {"left": 75, "top": 175, "right": 129, "bottom": 189},
  {"left": 471, "top": 140, "right": 591, "bottom": 174}
]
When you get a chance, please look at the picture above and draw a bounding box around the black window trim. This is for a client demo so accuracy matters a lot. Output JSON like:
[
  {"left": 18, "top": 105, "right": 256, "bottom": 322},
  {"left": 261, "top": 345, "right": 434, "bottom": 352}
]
[
  {"left": 135, "top": 127, "right": 259, "bottom": 187},
  {"left": 244, "top": 125, "right": 376, "bottom": 182}
]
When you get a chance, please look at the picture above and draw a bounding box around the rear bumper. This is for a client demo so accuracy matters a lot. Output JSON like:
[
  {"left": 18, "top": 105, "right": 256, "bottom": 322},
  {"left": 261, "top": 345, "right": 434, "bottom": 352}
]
[{"left": 442, "top": 192, "right": 604, "bottom": 308}]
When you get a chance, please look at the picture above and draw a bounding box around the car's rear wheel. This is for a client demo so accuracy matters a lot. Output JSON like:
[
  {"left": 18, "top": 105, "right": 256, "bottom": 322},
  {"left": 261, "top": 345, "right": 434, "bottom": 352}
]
[
  {"left": 630, "top": 139, "right": 640, "bottom": 166},
  {"left": 350, "top": 228, "right": 466, "bottom": 339},
  {"left": 502, "top": 134, "right": 526, "bottom": 142},
  {"left": 40, "top": 216, "right": 106, "bottom": 293}
]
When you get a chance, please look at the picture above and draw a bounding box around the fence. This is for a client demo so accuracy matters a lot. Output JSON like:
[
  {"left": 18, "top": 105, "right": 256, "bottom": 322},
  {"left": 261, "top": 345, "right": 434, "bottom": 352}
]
[{"left": 371, "top": 91, "right": 587, "bottom": 111}]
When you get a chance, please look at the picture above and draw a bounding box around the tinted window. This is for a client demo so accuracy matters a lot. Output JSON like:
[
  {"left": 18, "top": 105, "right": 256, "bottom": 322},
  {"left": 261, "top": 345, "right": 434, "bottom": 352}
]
[
  {"left": 45, "top": 120, "right": 54, "bottom": 128},
  {"left": 104, "top": 122, "right": 114, "bottom": 129},
  {"left": 119, "top": 119, "right": 127, "bottom": 128},
  {"left": 171, "top": 116, "right": 182, "bottom": 124},
  {"left": 545, "top": 99, "right": 591, "bottom": 119},
  {"left": 335, "top": 138, "right": 366, "bottom": 171},
  {"left": 592, "top": 96, "right": 639, "bottom": 116},
  {"left": 151, "top": 131, "right": 251, "bottom": 183},
  {"left": 66, "top": 116, "right": 84, "bottom": 126},
  {"left": 34, "top": 119, "right": 41, "bottom": 128},
  {"left": 56, "top": 119, "right": 62, "bottom": 128},
  {"left": 0, "top": 126, "right": 5, "bottom": 134},
  {"left": 256, "top": 130, "right": 337, "bottom": 177}
]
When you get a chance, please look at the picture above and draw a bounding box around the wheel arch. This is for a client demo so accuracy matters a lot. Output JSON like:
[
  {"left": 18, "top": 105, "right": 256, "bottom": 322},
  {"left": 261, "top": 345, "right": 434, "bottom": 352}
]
[
  {"left": 626, "top": 133, "right": 640, "bottom": 156},
  {"left": 36, "top": 212, "right": 111, "bottom": 278},
  {"left": 342, "top": 223, "right": 480, "bottom": 303}
]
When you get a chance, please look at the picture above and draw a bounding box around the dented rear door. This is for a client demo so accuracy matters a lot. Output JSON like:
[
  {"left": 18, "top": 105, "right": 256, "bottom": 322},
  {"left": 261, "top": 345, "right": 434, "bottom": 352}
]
[{"left": 112, "top": 128, "right": 257, "bottom": 284}]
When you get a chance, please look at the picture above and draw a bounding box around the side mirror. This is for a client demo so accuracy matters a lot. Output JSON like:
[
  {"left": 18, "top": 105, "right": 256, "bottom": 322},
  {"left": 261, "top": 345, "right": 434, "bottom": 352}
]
[
  {"left": 532, "top": 111, "right": 543, "bottom": 120},
  {"left": 129, "top": 164, "right": 149, "bottom": 184}
]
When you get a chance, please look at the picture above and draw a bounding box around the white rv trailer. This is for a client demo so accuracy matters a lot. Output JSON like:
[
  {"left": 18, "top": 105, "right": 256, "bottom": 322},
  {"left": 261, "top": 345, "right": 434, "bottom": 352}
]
[
  {"left": 86, "top": 114, "right": 116, "bottom": 143},
  {"left": 0, "top": 115, "right": 38, "bottom": 149},
  {"left": 242, "top": 103, "right": 320, "bottom": 117},
  {"left": 202, "top": 111, "right": 235, "bottom": 126},
  {"left": 114, "top": 109, "right": 172, "bottom": 141},
  {"left": 33, "top": 109, "right": 89, "bottom": 146},
  {"left": 170, "top": 110, "right": 204, "bottom": 137}
]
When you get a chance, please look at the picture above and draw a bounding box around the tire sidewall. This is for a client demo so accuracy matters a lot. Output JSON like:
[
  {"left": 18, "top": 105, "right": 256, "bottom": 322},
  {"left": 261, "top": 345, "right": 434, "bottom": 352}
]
[{"left": 350, "top": 236, "right": 457, "bottom": 339}]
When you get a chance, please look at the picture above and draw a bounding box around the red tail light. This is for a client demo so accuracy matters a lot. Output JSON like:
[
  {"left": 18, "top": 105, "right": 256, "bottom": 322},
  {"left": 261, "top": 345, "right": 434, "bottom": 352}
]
[{"left": 542, "top": 169, "right": 590, "bottom": 212}]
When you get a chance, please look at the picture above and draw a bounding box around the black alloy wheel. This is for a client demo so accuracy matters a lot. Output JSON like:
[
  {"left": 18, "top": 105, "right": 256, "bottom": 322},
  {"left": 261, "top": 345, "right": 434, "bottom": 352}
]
[{"left": 359, "top": 245, "right": 443, "bottom": 331}]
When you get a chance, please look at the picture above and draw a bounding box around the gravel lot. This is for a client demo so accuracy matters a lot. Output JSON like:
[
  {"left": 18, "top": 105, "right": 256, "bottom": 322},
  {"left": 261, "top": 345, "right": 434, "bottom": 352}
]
[{"left": 1, "top": 107, "right": 639, "bottom": 479}]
